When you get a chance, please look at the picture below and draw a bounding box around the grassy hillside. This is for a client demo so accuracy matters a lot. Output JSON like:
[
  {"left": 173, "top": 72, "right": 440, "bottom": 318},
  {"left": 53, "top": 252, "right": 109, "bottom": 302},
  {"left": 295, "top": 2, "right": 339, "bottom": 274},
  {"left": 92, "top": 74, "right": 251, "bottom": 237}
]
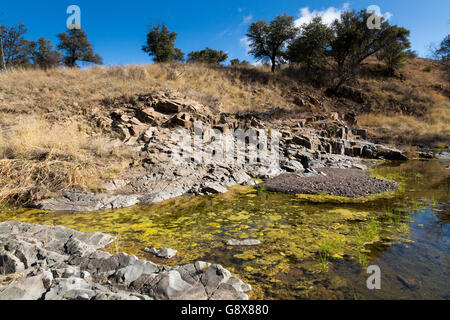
[
  {"left": 0, "top": 57, "right": 448, "bottom": 206},
  {"left": 1, "top": 57, "right": 448, "bottom": 140}
]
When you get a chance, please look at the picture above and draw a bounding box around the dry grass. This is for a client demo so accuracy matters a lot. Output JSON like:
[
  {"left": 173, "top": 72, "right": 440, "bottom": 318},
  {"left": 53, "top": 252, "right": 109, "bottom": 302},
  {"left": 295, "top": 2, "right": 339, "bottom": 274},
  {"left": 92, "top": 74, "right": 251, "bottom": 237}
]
[
  {"left": 356, "top": 57, "right": 449, "bottom": 145},
  {"left": 0, "top": 117, "right": 125, "bottom": 206},
  {"left": 357, "top": 112, "right": 450, "bottom": 146},
  {"left": 0, "top": 63, "right": 289, "bottom": 117}
]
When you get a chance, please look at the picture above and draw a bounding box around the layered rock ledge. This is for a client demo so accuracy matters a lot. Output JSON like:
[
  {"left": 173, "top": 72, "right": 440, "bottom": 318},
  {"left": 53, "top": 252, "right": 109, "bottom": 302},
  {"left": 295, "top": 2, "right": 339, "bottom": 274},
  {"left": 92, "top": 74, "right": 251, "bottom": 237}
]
[{"left": 0, "top": 221, "right": 251, "bottom": 300}]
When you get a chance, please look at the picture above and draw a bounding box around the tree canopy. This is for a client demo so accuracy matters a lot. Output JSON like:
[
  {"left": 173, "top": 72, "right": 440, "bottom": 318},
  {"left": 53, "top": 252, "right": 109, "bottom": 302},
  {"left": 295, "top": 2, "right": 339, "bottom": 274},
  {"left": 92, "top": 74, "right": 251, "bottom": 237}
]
[
  {"left": 57, "top": 28, "right": 102, "bottom": 67},
  {"left": 329, "top": 10, "right": 410, "bottom": 87},
  {"left": 187, "top": 47, "right": 228, "bottom": 64},
  {"left": 142, "top": 25, "right": 184, "bottom": 63},
  {"left": 32, "top": 37, "right": 61, "bottom": 70},
  {"left": 246, "top": 14, "right": 298, "bottom": 72},
  {"left": 433, "top": 34, "right": 450, "bottom": 62},
  {"left": 0, "top": 22, "right": 33, "bottom": 70},
  {"left": 287, "top": 17, "right": 334, "bottom": 74},
  {"left": 377, "top": 40, "right": 410, "bottom": 75}
]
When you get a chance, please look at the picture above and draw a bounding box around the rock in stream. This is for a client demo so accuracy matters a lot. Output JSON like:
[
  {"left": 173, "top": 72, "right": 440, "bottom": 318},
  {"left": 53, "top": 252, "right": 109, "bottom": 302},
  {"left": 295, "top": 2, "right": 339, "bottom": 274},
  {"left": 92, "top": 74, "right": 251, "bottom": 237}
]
[{"left": 0, "top": 221, "right": 251, "bottom": 300}]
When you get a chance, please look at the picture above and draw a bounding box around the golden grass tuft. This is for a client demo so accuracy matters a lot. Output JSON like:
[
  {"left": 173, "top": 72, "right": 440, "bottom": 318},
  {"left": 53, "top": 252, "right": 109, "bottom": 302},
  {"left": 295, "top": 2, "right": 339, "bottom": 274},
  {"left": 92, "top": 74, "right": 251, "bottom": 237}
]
[
  {"left": 0, "top": 117, "right": 124, "bottom": 206},
  {"left": 357, "top": 109, "right": 450, "bottom": 146}
]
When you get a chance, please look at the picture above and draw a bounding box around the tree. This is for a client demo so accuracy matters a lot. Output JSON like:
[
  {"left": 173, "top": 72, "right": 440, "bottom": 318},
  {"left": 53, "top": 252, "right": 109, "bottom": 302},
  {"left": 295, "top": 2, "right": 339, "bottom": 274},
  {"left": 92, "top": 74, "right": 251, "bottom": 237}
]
[
  {"left": 173, "top": 48, "right": 185, "bottom": 62},
  {"left": 142, "top": 24, "right": 184, "bottom": 63},
  {"left": 377, "top": 40, "right": 410, "bottom": 75},
  {"left": 57, "top": 28, "right": 102, "bottom": 67},
  {"left": 433, "top": 34, "right": 450, "bottom": 62},
  {"left": 13, "top": 39, "right": 36, "bottom": 68},
  {"left": 287, "top": 17, "right": 333, "bottom": 75},
  {"left": 230, "top": 58, "right": 240, "bottom": 66},
  {"left": 187, "top": 47, "right": 228, "bottom": 64},
  {"left": 32, "top": 37, "right": 61, "bottom": 70},
  {"left": 329, "top": 10, "right": 410, "bottom": 87},
  {"left": 0, "top": 22, "right": 34, "bottom": 70},
  {"left": 246, "top": 14, "right": 298, "bottom": 72},
  {"left": 230, "top": 58, "right": 250, "bottom": 67}
]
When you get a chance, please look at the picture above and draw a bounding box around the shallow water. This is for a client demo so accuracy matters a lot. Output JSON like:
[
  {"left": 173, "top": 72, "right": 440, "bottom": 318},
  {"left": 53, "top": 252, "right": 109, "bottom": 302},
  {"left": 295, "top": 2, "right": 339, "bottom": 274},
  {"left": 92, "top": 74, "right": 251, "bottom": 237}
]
[{"left": 1, "top": 160, "right": 448, "bottom": 300}]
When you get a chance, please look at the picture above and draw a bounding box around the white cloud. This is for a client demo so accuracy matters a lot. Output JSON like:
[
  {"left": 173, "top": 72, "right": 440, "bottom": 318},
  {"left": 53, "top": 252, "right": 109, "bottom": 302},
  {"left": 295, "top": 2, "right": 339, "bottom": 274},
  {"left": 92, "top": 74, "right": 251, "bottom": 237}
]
[
  {"left": 252, "top": 60, "right": 264, "bottom": 66},
  {"left": 294, "top": 3, "right": 393, "bottom": 28},
  {"left": 383, "top": 12, "right": 393, "bottom": 21},
  {"left": 294, "top": 3, "right": 350, "bottom": 27},
  {"left": 240, "top": 37, "right": 251, "bottom": 53},
  {"left": 218, "top": 29, "right": 231, "bottom": 39},
  {"left": 242, "top": 14, "right": 253, "bottom": 24}
]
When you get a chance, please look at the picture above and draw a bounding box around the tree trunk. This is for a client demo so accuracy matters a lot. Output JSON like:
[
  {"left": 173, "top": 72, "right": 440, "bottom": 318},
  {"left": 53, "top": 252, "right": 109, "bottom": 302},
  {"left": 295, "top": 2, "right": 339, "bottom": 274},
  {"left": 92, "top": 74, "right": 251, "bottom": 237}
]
[
  {"left": 0, "top": 35, "right": 6, "bottom": 71},
  {"left": 271, "top": 57, "right": 276, "bottom": 73}
]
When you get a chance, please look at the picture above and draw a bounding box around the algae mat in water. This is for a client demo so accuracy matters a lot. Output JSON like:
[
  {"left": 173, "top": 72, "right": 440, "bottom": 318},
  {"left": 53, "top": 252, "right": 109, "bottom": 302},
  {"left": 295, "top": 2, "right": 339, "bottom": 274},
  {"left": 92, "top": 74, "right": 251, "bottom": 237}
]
[{"left": 1, "top": 160, "right": 448, "bottom": 299}]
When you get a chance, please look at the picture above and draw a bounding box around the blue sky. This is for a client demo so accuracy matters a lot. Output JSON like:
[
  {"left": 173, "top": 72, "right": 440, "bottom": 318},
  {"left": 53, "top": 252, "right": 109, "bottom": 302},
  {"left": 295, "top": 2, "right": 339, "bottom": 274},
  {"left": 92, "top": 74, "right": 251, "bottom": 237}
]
[{"left": 1, "top": 1, "right": 449, "bottom": 65}]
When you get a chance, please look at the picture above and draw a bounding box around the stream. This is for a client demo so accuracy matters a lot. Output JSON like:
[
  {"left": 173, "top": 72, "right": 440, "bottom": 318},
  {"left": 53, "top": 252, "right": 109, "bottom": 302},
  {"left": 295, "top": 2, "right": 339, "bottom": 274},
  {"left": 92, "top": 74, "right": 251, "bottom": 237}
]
[{"left": 1, "top": 160, "right": 448, "bottom": 300}]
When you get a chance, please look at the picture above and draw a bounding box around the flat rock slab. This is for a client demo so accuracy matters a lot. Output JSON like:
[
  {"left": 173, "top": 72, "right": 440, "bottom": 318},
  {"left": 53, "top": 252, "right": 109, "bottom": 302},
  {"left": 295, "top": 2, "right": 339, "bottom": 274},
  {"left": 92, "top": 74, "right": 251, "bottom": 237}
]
[
  {"left": 0, "top": 220, "right": 116, "bottom": 255},
  {"left": 34, "top": 191, "right": 143, "bottom": 212},
  {"left": 258, "top": 168, "right": 397, "bottom": 198}
]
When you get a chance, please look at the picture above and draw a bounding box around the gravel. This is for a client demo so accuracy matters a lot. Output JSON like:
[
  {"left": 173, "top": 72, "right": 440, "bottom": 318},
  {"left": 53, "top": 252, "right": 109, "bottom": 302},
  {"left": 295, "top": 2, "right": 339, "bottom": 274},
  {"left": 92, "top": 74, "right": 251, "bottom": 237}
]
[{"left": 258, "top": 168, "right": 398, "bottom": 198}]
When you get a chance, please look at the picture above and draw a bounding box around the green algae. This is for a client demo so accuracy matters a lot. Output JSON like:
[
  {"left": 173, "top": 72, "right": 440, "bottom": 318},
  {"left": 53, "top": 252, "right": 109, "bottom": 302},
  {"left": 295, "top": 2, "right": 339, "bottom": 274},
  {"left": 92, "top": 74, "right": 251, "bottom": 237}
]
[
  {"left": 0, "top": 186, "right": 410, "bottom": 299},
  {"left": 295, "top": 191, "right": 397, "bottom": 203}
]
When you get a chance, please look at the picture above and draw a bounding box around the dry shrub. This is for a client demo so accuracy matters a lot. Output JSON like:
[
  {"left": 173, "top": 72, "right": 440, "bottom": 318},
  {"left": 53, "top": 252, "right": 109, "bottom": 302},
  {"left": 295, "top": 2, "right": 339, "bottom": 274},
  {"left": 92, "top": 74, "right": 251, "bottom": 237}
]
[
  {"left": 0, "top": 159, "right": 101, "bottom": 206},
  {"left": 0, "top": 117, "right": 86, "bottom": 160}
]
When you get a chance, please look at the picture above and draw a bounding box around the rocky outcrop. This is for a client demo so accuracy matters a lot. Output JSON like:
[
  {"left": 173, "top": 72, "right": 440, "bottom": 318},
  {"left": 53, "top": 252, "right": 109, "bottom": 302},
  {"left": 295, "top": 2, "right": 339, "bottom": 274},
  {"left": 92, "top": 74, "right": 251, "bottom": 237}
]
[
  {"left": 0, "top": 221, "right": 251, "bottom": 300},
  {"left": 31, "top": 93, "right": 409, "bottom": 212}
]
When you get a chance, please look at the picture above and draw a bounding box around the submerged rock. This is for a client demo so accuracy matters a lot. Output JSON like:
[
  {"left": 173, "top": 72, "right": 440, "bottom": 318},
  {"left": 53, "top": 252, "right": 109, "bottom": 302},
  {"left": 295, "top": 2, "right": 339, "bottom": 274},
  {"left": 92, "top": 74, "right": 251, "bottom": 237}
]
[{"left": 0, "top": 221, "right": 251, "bottom": 300}]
